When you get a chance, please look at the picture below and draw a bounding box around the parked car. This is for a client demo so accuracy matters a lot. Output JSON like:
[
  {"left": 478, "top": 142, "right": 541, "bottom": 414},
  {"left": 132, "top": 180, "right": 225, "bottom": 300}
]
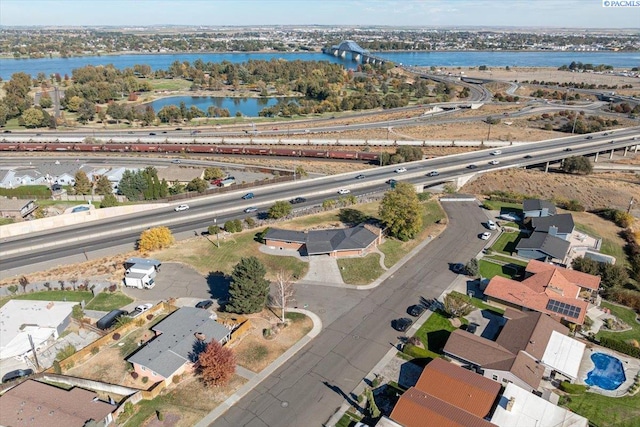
[
  {"left": 244, "top": 207, "right": 258, "bottom": 213},
  {"left": 489, "top": 160, "right": 500, "bottom": 165},
  {"left": 289, "top": 197, "right": 307, "bottom": 204},
  {"left": 408, "top": 305, "right": 426, "bottom": 317},
  {"left": 451, "top": 263, "right": 466, "bottom": 274},
  {"left": 355, "top": 174, "right": 366, "bottom": 180},
  {"left": 2, "top": 369, "right": 34, "bottom": 383},
  {"left": 487, "top": 220, "right": 497, "bottom": 230},
  {"left": 491, "top": 150, "right": 502, "bottom": 156},
  {"left": 174, "top": 204, "right": 189, "bottom": 212},
  {"left": 242, "top": 192, "right": 255, "bottom": 199},
  {"left": 392, "top": 318, "right": 413, "bottom": 332},
  {"left": 130, "top": 303, "right": 153, "bottom": 317},
  {"left": 427, "top": 171, "right": 439, "bottom": 177},
  {"left": 337, "top": 189, "right": 351, "bottom": 195},
  {"left": 480, "top": 232, "right": 492, "bottom": 240},
  {"left": 466, "top": 322, "right": 479, "bottom": 334},
  {"left": 395, "top": 167, "right": 407, "bottom": 173},
  {"left": 196, "top": 300, "right": 213, "bottom": 309}
]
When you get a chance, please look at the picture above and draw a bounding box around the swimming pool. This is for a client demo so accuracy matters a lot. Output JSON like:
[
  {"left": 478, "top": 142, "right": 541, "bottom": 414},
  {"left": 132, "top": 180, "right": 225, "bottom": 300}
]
[{"left": 584, "top": 352, "right": 626, "bottom": 391}]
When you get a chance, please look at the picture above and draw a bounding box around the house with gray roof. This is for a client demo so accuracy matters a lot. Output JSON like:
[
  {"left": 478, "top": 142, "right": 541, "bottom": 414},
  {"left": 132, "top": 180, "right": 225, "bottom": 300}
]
[
  {"left": 0, "top": 197, "right": 38, "bottom": 220},
  {"left": 523, "top": 199, "right": 557, "bottom": 218},
  {"left": 127, "top": 307, "right": 231, "bottom": 384},
  {"left": 516, "top": 231, "right": 571, "bottom": 263},
  {"left": 264, "top": 223, "right": 382, "bottom": 258},
  {"left": 531, "top": 214, "right": 575, "bottom": 240}
]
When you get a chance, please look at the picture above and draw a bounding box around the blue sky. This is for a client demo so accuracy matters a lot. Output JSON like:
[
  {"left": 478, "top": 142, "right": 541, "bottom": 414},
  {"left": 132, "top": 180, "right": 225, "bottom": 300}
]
[{"left": 1, "top": 0, "right": 638, "bottom": 28}]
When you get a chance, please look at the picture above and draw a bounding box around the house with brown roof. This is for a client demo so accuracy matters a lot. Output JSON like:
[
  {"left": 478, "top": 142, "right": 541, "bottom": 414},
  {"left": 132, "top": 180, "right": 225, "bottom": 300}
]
[
  {"left": 443, "top": 309, "right": 585, "bottom": 392},
  {"left": 483, "top": 259, "right": 601, "bottom": 325},
  {"left": 263, "top": 224, "right": 382, "bottom": 258},
  {"left": 389, "top": 358, "right": 501, "bottom": 427},
  {"left": 0, "top": 379, "right": 117, "bottom": 427}
]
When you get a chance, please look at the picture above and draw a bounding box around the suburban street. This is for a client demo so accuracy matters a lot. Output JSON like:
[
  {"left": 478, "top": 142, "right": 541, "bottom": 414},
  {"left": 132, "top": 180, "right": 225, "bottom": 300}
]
[{"left": 210, "top": 200, "right": 489, "bottom": 427}]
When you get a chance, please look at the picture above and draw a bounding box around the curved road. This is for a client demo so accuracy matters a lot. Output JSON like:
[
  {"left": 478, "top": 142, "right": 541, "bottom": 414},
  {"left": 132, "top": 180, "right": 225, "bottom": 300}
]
[{"left": 209, "top": 200, "right": 489, "bottom": 426}]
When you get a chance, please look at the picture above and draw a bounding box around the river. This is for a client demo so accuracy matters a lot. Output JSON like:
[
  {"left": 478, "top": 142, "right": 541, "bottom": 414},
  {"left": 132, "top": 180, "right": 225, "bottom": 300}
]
[{"left": 1, "top": 51, "right": 638, "bottom": 80}]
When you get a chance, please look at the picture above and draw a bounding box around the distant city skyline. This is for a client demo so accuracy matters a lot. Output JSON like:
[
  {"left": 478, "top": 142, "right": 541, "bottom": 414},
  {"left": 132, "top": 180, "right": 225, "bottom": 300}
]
[{"left": 1, "top": 0, "right": 638, "bottom": 28}]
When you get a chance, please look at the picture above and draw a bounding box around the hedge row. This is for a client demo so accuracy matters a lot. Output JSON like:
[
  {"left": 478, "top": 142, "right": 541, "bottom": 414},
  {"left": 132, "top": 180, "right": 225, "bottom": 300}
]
[{"left": 599, "top": 336, "right": 640, "bottom": 358}]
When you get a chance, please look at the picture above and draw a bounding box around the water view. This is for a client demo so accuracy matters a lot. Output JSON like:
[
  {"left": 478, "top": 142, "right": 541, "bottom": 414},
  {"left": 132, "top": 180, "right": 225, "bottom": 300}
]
[
  {"left": 148, "top": 96, "right": 293, "bottom": 117},
  {"left": 1, "top": 51, "right": 638, "bottom": 80}
]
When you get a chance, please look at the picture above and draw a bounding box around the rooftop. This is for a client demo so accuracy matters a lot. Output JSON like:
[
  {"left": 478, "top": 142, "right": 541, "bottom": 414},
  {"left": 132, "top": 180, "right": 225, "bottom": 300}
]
[
  {"left": 0, "top": 380, "right": 116, "bottom": 427},
  {"left": 127, "top": 307, "right": 230, "bottom": 378},
  {"left": 265, "top": 224, "right": 380, "bottom": 254},
  {"left": 523, "top": 199, "right": 557, "bottom": 215},
  {"left": 516, "top": 231, "right": 571, "bottom": 260},
  {"left": 531, "top": 213, "right": 575, "bottom": 234}
]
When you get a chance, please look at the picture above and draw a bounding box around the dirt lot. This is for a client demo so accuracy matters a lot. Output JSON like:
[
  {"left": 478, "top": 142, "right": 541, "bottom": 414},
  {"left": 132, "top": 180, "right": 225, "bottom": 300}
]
[
  {"left": 231, "top": 310, "right": 313, "bottom": 373},
  {"left": 461, "top": 168, "right": 640, "bottom": 212}
]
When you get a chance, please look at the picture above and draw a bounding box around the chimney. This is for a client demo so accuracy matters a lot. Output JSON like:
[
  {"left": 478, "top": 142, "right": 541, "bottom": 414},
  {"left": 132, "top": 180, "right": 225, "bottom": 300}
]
[
  {"left": 548, "top": 225, "right": 558, "bottom": 236},
  {"left": 506, "top": 397, "right": 516, "bottom": 411},
  {"left": 46, "top": 302, "right": 54, "bottom": 310},
  {"left": 194, "top": 332, "right": 206, "bottom": 341}
]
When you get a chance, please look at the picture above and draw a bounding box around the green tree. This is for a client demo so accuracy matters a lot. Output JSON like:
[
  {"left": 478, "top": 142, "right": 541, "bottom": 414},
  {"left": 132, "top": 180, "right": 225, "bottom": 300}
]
[
  {"left": 100, "top": 193, "right": 118, "bottom": 208},
  {"left": 294, "top": 165, "right": 307, "bottom": 177},
  {"left": 204, "top": 167, "right": 225, "bottom": 180},
  {"left": 77, "top": 99, "right": 96, "bottom": 123},
  {"left": 443, "top": 292, "right": 475, "bottom": 318},
  {"left": 599, "top": 263, "right": 628, "bottom": 289},
  {"left": 94, "top": 175, "right": 113, "bottom": 196},
  {"left": 73, "top": 170, "right": 92, "bottom": 195},
  {"left": 571, "top": 256, "right": 600, "bottom": 276},
  {"left": 66, "top": 95, "right": 83, "bottom": 112},
  {"left": 268, "top": 200, "right": 292, "bottom": 219},
  {"left": 22, "top": 107, "right": 45, "bottom": 128},
  {"left": 186, "top": 177, "right": 208, "bottom": 193},
  {"left": 118, "top": 169, "right": 147, "bottom": 201},
  {"left": 562, "top": 156, "right": 593, "bottom": 175},
  {"left": 39, "top": 93, "right": 53, "bottom": 108},
  {"left": 465, "top": 258, "right": 479, "bottom": 277},
  {"left": 226, "top": 257, "right": 270, "bottom": 314},
  {"left": 379, "top": 182, "right": 423, "bottom": 241}
]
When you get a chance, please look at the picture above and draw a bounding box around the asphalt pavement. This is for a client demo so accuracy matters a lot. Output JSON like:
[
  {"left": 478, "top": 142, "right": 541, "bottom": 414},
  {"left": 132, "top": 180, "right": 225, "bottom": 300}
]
[{"left": 208, "top": 200, "right": 490, "bottom": 427}]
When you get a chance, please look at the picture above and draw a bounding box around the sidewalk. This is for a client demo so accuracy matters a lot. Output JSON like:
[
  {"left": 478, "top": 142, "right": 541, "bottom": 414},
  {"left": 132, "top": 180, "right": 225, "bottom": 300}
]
[{"left": 194, "top": 308, "right": 322, "bottom": 427}]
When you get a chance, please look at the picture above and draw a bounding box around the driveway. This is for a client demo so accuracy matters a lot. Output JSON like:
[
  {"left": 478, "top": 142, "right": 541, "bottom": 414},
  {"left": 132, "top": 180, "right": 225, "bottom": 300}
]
[
  {"left": 122, "top": 262, "right": 227, "bottom": 304},
  {"left": 302, "top": 255, "right": 344, "bottom": 285}
]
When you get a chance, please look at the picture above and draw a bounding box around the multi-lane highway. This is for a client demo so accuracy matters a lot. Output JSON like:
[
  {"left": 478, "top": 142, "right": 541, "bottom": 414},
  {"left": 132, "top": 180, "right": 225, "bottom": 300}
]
[{"left": 2, "top": 127, "right": 638, "bottom": 275}]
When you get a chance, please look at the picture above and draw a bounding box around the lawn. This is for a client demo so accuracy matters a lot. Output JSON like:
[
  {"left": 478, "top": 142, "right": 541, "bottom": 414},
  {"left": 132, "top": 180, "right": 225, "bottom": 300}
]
[
  {"left": 0, "top": 290, "right": 94, "bottom": 308},
  {"left": 337, "top": 253, "right": 385, "bottom": 285},
  {"left": 0, "top": 217, "right": 14, "bottom": 225},
  {"left": 481, "top": 200, "right": 524, "bottom": 212},
  {"left": 155, "top": 228, "right": 308, "bottom": 281},
  {"left": 490, "top": 230, "right": 523, "bottom": 255},
  {"left": 484, "top": 254, "right": 528, "bottom": 267},
  {"left": 479, "top": 259, "right": 521, "bottom": 279},
  {"left": 379, "top": 200, "right": 446, "bottom": 268},
  {"left": 562, "top": 390, "right": 640, "bottom": 427},
  {"left": 412, "top": 311, "right": 457, "bottom": 359},
  {"left": 596, "top": 301, "right": 640, "bottom": 342},
  {"left": 148, "top": 78, "right": 192, "bottom": 91},
  {"left": 85, "top": 292, "right": 133, "bottom": 311}
]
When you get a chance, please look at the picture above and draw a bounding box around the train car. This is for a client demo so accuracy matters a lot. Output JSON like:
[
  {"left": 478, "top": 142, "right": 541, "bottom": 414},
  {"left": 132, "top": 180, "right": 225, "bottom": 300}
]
[
  {"left": 187, "top": 145, "right": 217, "bottom": 153},
  {"left": 216, "top": 146, "right": 243, "bottom": 155},
  {"left": 23, "top": 143, "right": 46, "bottom": 151},
  {"left": 243, "top": 146, "right": 272, "bottom": 155},
  {"left": 0, "top": 143, "right": 19, "bottom": 151},
  {"left": 328, "top": 150, "right": 359, "bottom": 160},
  {"left": 356, "top": 152, "right": 380, "bottom": 161},
  {"left": 159, "top": 144, "right": 186, "bottom": 153},
  {"left": 130, "top": 144, "right": 160, "bottom": 152},
  {"left": 271, "top": 148, "right": 300, "bottom": 157},
  {"left": 300, "top": 149, "right": 329, "bottom": 158},
  {"left": 100, "top": 144, "right": 128, "bottom": 152}
]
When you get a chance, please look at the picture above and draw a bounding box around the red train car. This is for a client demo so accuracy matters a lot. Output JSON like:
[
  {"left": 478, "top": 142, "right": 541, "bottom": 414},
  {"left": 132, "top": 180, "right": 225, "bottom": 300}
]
[
  {"left": 356, "top": 152, "right": 380, "bottom": 161},
  {"left": 130, "top": 144, "right": 160, "bottom": 152},
  {"left": 243, "top": 147, "right": 272, "bottom": 155},
  {"left": 216, "top": 146, "right": 243, "bottom": 155},
  {"left": 300, "top": 149, "right": 328, "bottom": 158},
  {"left": 271, "top": 148, "right": 300, "bottom": 157},
  {"left": 328, "top": 150, "right": 359, "bottom": 159},
  {"left": 0, "top": 143, "right": 19, "bottom": 151},
  {"left": 187, "top": 145, "right": 217, "bottom": 153}
]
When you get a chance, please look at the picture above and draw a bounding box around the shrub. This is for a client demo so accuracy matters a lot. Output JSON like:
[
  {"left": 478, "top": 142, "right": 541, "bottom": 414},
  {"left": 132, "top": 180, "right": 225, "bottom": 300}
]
[
  {"left": 157, "top": 411, "right": 164, "bottom": 421},
  {"left": 131, "top": 371, "right": 139, "bottom": 379},
  {"left": 138, "top": 226, "right": 175, "bottom": 252},
  {"left": 560, "top": 381, "right": 587, "bottom": 394},
  {"left": 146, "top": 313, "right": 153, "bottom": 321},
  {"left": 142, "top": 376, "right": 149, "bottom": 384},
  {"left": 403, "top": 343, "right": 431, "bottom": 359},
  {"left": 112, "top": 333, "right": 121, "bottom": 340},
  {"left": 55, "top": 344, "right": 76, "bottom": 361},
  {"left": 53, "top": 360, "right": 62, "bottom": 374},
  {"left": 245, "top": 217, "right": 256, "bottom": 228},
  {"left": 599, "top": 336, "right": 640, "bottom": 358},
  {"left": 91, "top": 347, "right": 99, "bottom": 355},
  {"left": 208, "top": 225, "right": 221, "bottom": 235}
]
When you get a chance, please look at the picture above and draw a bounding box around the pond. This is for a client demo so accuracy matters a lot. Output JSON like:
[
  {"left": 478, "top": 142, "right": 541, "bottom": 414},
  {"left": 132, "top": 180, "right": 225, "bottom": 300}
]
[{"left": 147, "top": 96, "right": 295, "bottom": 117}]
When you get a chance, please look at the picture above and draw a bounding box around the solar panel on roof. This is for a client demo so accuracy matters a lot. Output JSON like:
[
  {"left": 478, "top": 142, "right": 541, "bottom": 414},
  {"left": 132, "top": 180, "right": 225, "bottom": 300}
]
[{"left": 546, "top": 299, "right": 581, "bottom": 319}]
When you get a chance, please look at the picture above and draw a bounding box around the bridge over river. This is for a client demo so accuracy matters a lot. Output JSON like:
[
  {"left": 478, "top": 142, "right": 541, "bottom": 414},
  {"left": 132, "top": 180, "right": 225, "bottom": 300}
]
[{"left": 322, "top": 40, "right": 392, "bottom": 66}]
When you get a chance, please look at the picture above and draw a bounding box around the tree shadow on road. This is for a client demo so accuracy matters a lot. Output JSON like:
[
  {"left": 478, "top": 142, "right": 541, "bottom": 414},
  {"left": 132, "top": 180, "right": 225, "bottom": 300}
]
[{"left": 322, "top": 381, "right": 363, "bottom": 413}]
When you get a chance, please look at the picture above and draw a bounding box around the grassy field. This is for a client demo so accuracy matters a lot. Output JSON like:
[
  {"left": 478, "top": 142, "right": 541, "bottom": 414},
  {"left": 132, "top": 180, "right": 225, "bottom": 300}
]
[
  {"left": 490, "top": 230, "right": 523, "bottom": 255},
  {"left": 337, "top": 253, "right": 385, "bottom": 285},
  {"left": 0, "top": 217, "right": 14, "bottom": 225},
  {"left": 563, "top": 391, "right": 640, "bottom": 427},
  {"left": 413, "top": 311, "right": 456, "bottom": 359},
  {"left": 148, "top": 78, "right": 192, "bottom": 91},
  {"left": 85, "top": 292, "right": 133, "bottom": 311},
  {"left": 481, "top": 200, "right": 524, "bottom": 212},
  {"left": 479, "top": 259, "right": 522, "bottom": 279},
  {"left": 596, "top": 301, "right": 640, "bottom": 342}
]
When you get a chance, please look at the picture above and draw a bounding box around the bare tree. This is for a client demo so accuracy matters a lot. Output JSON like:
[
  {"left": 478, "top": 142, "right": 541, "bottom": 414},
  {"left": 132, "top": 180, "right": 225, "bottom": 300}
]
[
  {"left": 271, "top": 270, "right": 296, "bottom": 323},
  {"left": 18, "top": 276, "right": 29, "bottom": 293}
]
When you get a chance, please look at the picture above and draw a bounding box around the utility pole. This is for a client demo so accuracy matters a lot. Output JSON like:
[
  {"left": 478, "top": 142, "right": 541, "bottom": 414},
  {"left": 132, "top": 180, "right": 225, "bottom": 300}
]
[
  {"left": 28, "top": 334, "right": 40, "bottom": 370},
  {"left": 486, "top": 122, "right": 492, "bottom": 142},
  {"left": 214, "top": 218, "right": 220, "bottom": 248},
  {"left": 628, "top": 197, "right": 635, "bottom": 214},
  {"left": 571, "top": 113, "right": 579, "bottom": 134}
]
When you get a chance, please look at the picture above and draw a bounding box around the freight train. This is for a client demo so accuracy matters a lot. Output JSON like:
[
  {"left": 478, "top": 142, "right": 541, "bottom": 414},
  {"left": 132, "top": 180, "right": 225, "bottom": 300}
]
[{"left": 0, "top": 142, "right": 382, "bottom": 161}]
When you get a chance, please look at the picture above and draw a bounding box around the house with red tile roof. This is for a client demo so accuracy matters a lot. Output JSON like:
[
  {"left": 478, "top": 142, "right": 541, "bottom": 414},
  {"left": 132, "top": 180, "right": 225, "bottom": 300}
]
[
  {"left": 483, "top": 259, "right": 600, "bottom": 325},
  {"left": 389, "top": 358, "right": 501, "bottom": 427}
]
